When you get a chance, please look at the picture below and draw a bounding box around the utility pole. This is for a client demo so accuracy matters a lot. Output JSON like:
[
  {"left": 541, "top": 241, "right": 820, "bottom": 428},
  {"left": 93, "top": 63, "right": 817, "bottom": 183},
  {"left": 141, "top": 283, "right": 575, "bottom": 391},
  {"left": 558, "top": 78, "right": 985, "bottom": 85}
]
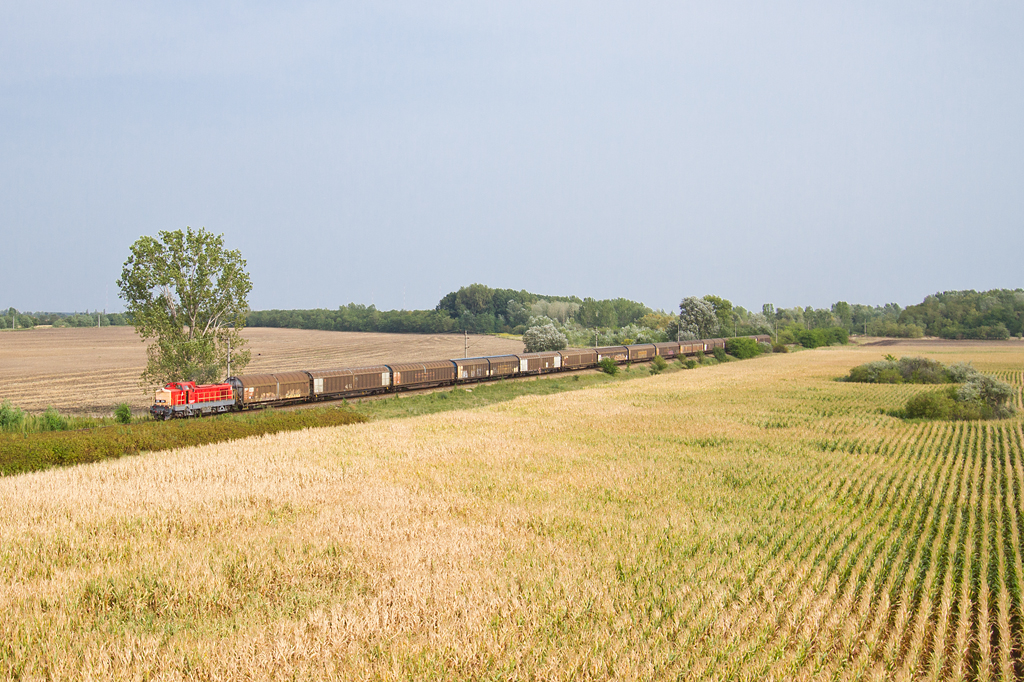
[{"left": 464, "top": 330, "right": 468, "bottom": 358}]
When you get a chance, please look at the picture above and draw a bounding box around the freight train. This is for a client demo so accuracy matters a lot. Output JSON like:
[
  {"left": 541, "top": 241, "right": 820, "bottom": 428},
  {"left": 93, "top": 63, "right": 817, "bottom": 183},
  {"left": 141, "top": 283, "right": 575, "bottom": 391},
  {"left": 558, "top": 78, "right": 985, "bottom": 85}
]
[{"left": 150, "top": 335, "right": 772, "bottom": 420}]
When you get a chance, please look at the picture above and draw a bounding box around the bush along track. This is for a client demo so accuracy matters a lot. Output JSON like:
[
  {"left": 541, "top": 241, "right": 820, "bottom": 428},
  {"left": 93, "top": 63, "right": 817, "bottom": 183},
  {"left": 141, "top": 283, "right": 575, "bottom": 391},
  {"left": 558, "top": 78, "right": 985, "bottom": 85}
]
[{"left": 0, "top": 407, "right": 366, "bottom": 476}]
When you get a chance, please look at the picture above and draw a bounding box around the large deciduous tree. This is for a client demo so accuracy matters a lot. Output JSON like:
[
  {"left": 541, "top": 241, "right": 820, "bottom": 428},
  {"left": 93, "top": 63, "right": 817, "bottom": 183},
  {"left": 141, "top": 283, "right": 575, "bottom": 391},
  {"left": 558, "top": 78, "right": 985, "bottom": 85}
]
[
  {"left": 522, "top": 324, "right": 568, "bottom": 352},
  {"left": 702, "top": 295, "right": 734, "bottom": 335},
  {"left": 678, "top": 296, "right": 720, "bottom": 340},
  {"left": 117, "top": 227, "right": 252, "bottom": 385}
]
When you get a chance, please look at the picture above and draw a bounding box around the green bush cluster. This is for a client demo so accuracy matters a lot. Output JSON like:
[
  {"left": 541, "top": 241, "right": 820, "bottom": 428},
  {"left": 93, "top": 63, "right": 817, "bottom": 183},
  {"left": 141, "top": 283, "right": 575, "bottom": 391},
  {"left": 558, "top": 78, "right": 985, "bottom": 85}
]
[
  {"left": 40, "top": 408, "right": 68, "bottom": 432},
  {"left": 648, "top": 355, "right": 668, "bottom": 375},
  {"left": 0, "top": 401, "right": 25, "bottom": 431},
  {"left": 0, "top": 407, "right": 367, "bottom": 476},
  {"left": 1, "top": 401, "right": 103, "bottom": 434},
  {"left": 787, "top": 326, "right": 849, "bottom": 348},
  {"left": 845, "top": 356, "right": 977, "bottom": 384},
  {"left": 904, "top": 375, "right": 1017, "bottom": 421},
  {"left": 725, "top": 337, "right": 763, "bottom": 360},
  {"left": 712, "top": 348, "right": 728, "bottom": 362},
  {"left": 599, "top": 358, "right": 619, "bottom": 376},
  {"left": 114, "top": 403, "right": 132, "bottom": 424}
]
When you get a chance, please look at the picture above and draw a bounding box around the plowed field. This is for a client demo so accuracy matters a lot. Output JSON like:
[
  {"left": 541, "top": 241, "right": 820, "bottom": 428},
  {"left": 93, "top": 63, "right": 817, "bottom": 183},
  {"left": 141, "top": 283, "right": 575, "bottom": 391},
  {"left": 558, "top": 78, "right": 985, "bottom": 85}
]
[{"left": 0, "top": 327, "right": 523, "bottom": 415}]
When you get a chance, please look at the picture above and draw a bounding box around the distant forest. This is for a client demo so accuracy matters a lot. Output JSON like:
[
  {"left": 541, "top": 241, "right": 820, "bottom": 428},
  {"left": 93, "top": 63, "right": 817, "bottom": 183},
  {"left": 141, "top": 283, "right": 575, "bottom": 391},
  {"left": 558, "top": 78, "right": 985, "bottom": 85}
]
[
  {"left": 899, "top": 290, "right": 1024, "bottom": 339},
  {"left": 0, "top": 309, "right": 129, "bottom": 330},
  {"left": 5, "top": 288, "right": 1020, "bottom": 342},
  {"left": 243, "top": 286, "right": 1024, "bottom": 344}
]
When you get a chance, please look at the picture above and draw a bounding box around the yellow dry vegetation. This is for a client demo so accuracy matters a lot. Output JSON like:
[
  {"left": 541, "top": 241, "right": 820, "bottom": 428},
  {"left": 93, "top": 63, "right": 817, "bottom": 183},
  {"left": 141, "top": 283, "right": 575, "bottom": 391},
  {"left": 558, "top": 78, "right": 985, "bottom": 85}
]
[{"left": 2, "top": 341, "right": 1023, "bottom": 680}]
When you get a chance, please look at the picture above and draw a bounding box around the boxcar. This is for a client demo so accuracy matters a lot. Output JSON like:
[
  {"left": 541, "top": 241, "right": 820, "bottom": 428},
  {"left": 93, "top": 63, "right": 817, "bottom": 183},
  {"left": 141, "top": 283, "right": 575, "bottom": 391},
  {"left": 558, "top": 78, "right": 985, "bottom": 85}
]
[
  {"left": 595, "top": 346, "right": 629, "bottom": 362},
  {"left": 653, "top": 342, "right": 681, "bottom": 358},
  {"left": 487, "top": 355, "right": 521, "bottom": 379},
  {"left": 229, "top": 371, "right": 311, "bottom": 407},
  {"left": 678, "top": 341, "right": 703, "bottom": 355},
  {"left": 627, "top": 343, "right": 658, "bottom": 362},
  {"left": 517, "top": 352, "right": 561, "bottom": 374},
  {"left": 388, "top": 361, "right": 456, "bottom": 389},
  {"left": 308, "top": 365, "right": 391, "bottom": 399},
  {"left": 453, "top": 357, "right": 491, "bottom": 381},
  {"left": 559, "top": 348, "right": 598, "bottom": 370}
]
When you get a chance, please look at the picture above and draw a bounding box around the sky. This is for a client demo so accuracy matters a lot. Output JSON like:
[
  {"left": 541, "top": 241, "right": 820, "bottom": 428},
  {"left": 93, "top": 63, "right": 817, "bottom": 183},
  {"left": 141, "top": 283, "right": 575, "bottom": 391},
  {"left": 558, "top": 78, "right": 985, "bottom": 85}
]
[{"left": 1, "top": 1, "right": 1022, "bottom": 315}]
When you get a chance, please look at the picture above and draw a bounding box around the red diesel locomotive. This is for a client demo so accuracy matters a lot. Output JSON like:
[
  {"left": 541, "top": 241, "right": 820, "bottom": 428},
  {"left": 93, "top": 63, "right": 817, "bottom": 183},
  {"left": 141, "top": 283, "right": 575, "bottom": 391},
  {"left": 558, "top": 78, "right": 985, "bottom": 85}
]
[{"left": 150, "top": 381, "right": 235, "bottom": 420}]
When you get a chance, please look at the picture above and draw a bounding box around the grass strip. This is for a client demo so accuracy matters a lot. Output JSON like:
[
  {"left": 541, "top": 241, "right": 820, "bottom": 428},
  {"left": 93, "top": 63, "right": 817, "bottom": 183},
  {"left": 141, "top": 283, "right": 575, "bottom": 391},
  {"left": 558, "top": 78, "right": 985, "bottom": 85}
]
[
  {"left": 350, "top": 367, "right": 625, "bottom": 420},
  {"left": 0, "top": 407, "right": 367, "bottom": 476}
]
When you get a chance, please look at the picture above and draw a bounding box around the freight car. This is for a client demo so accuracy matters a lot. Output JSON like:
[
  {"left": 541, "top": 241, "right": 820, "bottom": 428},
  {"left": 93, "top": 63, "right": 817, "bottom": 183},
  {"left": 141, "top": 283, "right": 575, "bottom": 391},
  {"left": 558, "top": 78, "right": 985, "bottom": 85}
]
[{"left": 150, "top": 335, "right": 772, "bottom": 419}]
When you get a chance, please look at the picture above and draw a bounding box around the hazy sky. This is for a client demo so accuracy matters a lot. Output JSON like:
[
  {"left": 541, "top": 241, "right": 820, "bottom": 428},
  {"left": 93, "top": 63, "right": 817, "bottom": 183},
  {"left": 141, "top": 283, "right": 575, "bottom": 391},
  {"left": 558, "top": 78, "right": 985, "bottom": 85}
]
[{"left": 2, "top": 1, "right": 1022, "bottom": 315}]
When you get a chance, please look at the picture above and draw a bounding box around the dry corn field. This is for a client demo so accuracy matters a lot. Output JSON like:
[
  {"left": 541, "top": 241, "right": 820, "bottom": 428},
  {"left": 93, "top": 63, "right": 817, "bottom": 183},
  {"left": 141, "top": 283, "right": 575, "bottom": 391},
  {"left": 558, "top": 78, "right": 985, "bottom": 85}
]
[
  {"left": 0, "top": 326, "right": 523, "bottom": 415},
  {"left": 2, "top": 340, "right": 1024, "bottom": 680}
]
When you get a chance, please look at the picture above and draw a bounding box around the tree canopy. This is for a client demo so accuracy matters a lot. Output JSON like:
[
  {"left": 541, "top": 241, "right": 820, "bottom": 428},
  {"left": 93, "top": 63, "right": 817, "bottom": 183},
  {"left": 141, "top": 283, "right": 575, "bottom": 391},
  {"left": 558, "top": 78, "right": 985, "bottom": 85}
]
[
  {"left": 117, "top": 227, "right": 252, "bottom": 385},
  {"left": 522, "top": 324, "right": 568, "bottom": 352},
  {"left": 678, "top": 297, "right": 720, "bottom": 340},
  {"left": 899, "top": 289, "right": 1024, "bottom": 339}
]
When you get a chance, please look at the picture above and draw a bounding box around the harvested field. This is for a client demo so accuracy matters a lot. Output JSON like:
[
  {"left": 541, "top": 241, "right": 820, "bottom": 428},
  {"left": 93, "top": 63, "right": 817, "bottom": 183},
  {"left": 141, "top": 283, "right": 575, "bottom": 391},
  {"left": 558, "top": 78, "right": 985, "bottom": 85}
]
[
  {"left": 0, "top": 326, "right": 523, "bottom": 415},
  {"left": 1, "top": 341, "right": 1023, "bottom": 679}
]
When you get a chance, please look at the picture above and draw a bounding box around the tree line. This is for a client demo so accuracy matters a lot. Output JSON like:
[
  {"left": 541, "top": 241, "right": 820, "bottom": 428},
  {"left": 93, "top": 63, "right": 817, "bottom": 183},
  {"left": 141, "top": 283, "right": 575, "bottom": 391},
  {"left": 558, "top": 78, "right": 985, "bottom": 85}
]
[
  {"left": 0, "top": 309, "right": 130, "bottom": 329},
  {"left": 898, "top": 289, "right": 1024, "bottom": 339},
  {"left": 246, "top": 285, "right": 658, "bottom": 338}
]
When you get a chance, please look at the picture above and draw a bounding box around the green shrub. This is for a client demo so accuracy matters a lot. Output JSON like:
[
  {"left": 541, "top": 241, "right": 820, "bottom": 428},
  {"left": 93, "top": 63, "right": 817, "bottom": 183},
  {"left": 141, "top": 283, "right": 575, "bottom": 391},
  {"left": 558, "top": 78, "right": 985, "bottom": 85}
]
[
  {"left": 696, "top": 350, "right": 705, "bottom": 362},
  {"left": 40, "top": 407, "right": 68, "bottom": 432},
  {"left": 846, "top": 360, "right": 897, "bottom": 383},
  {"left": 796, "top": 328, "right": 827, "bottom": 348},
  {"left": 946, "top": 362, "right": 979, "bottom": 383},
  {"left": 794, "top": 326, "right": 848, "bottom": 349},
  {"left": 901, "top": 375, "right": 1016, "bottom": 421},
  {"left": 772, "top": 343, "right": 788, "bottom": 353},
  {"left": 712, "top": 348, "right": 728, "bottom": 362},
  {"left": 649, "top": 355, "right": 668, "bottom": 374},
  {"left": 725, "top": 337, "right": 761, "bottom": 360},
  {"left": 875, "top": 368, "right": 904, "bottom": 384},
  {"left": 523, "top": 324, "right": 568, "bottom": 352},
  {"left": 949, "top": 400, "right": 986, "bottom": 421},
  {"left": 822, "top": 327, "right": 849, "bottom": 345},
  {"left": 114, "top": 403, "right": 133, "bottom": 424},
  {"left": 897, "top": 356, "right": 947, "bottom": 384},
  {"left": 599, "top": 358, "right": 619, "bottom": 375},
  {"left": 846, "top": 356, "right": 982, "bottom": 385},
  {"left": 957, "top": 375, "right": 1016, "bottom": 419},
  {"left": 0, "top": 401, "right": 25, "bottom": 432},
  {"left": 905, "top": 390, "right": 954, "bottom": 419},
  {"left": 684, "top": 359, "right": 697, "bottom": 369}
]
